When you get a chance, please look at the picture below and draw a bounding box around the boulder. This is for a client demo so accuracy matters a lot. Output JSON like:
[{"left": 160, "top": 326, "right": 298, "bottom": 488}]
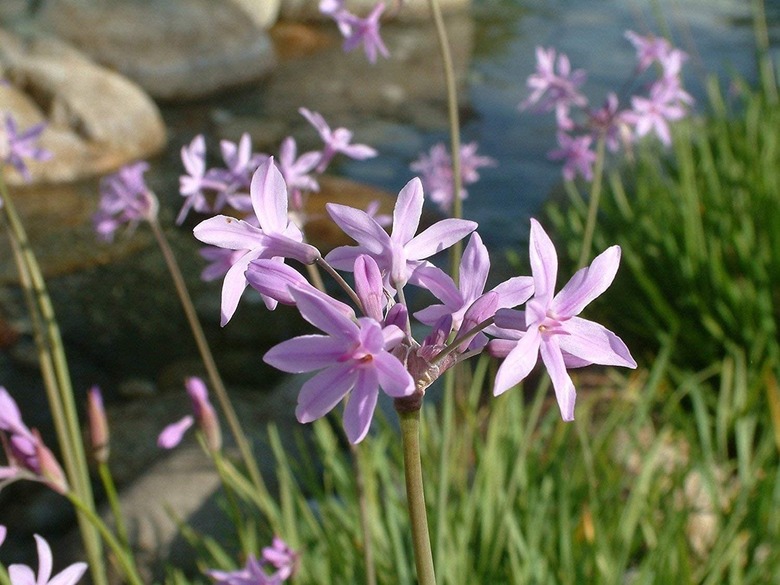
[
  {"left": 38, "top": 0, "right": 277, "bottom": 101},
  {"left": 0, "top": 28, "right": 166, "bottom": 184},
  {"left": 280, "top": 0, "right": 472, "bottom": 21},
  {"left": 229, "top": 0, "right": 281, "bottom": 28}
]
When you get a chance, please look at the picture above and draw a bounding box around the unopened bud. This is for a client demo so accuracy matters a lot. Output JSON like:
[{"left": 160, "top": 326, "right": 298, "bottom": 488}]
[
  {"left": 87, "top": 386, "right": 110, "bottom": 464},
  {"left": 33, "top": 430, "right": 69, "bottom": 494},
  {"left": 186, "top": 377, "right": 222, "bottom": 452}
]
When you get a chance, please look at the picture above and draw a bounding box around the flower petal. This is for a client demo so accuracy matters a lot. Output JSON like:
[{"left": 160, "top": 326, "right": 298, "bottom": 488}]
[
  {"left": 459, "top": 233, "right": 490, "bottom": 302},
  {"left": 410, "top": 264, "right": 461, "bottom": 308},
  {"left": 324, "top": 244, "right": 371, "bottom": 272},
  {"left": 373, "top": 351, "right": 414, "bottom": 397},
  {"left": 193, "top": 215, "right": 265, "bottom": 251},
  {"left": 557, "top": 317, "right": 637, "bottom": 368},
  {"left": 158, "top": 416, "right": 194, "bottom": 449},
  {"left": 48, "top": 563, "right": 89, "bottom": 585},
  {"left": 290, "top": 287, "right": 358, "bottom": 339},
  {"left": 295, "top": 364, "right": 357, "bottom": 423},
  {"left": 492, "top": 275, "right": 535, "bottom": 309},
  {"left": 528, "top": 219, "right": 558, "bottom": 306},
  {"left": 343, "top": 368, "right": 379, "bottom": 443},
  {"left": 219, "top": 252, "right": 256, "bottom": 326},
  {"left": 8, "top": 564, "right": 36, "bottom": 585},
  {"left": 391, "top": 178, "right": 424, "bottom": 245},
  {"left": 552, "top": 245, "right": 621, "bottom": 317},
  {"left": 34, "top": 534, "right": 53, "bottom": 584},
  {"left": 354, "top": 255, "right": 385, "bottom": 321},
  {"left": 250, "top": 159, "right": 289, "bottom": 234},
  {"left": 326, "top": 203, "right": 390, "bottom": 255},
  {"left": 493, "top": 326, "right": 541, "bottom": 395},
  {"left": 405, "top": 219, "right": 478, "bottom": 261},
  {"left": 539, "top": 336, "right": 576, "bottom": 421},
  {"left": 264, "top": 335, "right": 348, "bottom": 373}
]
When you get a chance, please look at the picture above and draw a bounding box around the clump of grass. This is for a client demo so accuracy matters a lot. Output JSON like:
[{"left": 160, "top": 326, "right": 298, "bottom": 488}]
[
  {"left": 169, "top": 349, "right": 780, "bottom": 584},
  {"left": 545, "top": 78, "right": 780, "bottom": 376}
]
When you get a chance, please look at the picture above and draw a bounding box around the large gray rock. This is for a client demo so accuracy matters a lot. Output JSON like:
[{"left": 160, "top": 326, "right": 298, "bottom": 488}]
[
  {"left": 229, "top": 0, "right": 281, "bottom": 28},
  {"left": 0, "top": 28, "right": 167, "bottom": 184},
  {"left": 280, "top": 0, "right": 471, "bottom": 21},
  {"left": 38, "top": 0, "right": 276, "bottom": 100}
]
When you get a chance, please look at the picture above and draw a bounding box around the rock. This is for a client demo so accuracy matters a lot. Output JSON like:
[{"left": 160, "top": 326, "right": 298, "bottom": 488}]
[
  {"left": 0, "top": 28, "right": 166, "bottom": 185},
  {"left": 38, "top": 0, "right": 277, "bottom": 101},
  {"left": 280, "top": 0, "right": 472, "bottom": 21},
  {"left": 229, "top": 0, "right": 281, "bottom": 29}
]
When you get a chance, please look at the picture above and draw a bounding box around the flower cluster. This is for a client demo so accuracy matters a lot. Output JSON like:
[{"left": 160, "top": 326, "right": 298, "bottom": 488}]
[
  {"left": 1, "top": 529, "right": 87, "bottom": 585},
  {"left": 208, "top": 536, "right": 298, "bottom": 584},
  {"left": 0, "top": 387, "right": 69, "bottom": 494},
  {"left": 92, "top": 161, "right": 158, "bottom": 242},
  {"left": 177, "top": 108, "right": 377, "bottom": 229},
  {"left": 409, "top": 142, "right": 496, "bottom": 213},
  {"left": 194, "top": 157, "right": 636, "bottom": 443},
  {"left": 319, "top": 0, "right": 390, "bottom": 64},
  {"left": 520, "top": 31, "right": 692, "bottom": 180},
  {"left": 0, "top": 114, "right": 52, "bottom": 182}
]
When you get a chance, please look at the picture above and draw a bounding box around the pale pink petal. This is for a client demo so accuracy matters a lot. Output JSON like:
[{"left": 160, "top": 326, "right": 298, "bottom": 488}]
[
  {"left": 391, "top": 177, "right": 424, "bottom": 245},
  {"left": 193, "top": 216, "right": 265, "bottom": 251},
  {"left": 0, "top": 524, "right": 6, "bottom": 546},
  {"left": 492, "top": 275, "right": 535, "bottom": 309},
  {"left": 290, "top": 287, "right": 357, "bottom": 339},
  {"left": 354, "top": 255, "right": 385, "bottom": 321},
  {"left": 295, "top": 364, "right": 357, "bottom": 423},
  {"left": 264, "top": 335, "right": 349, "bottom": 373},
  {"left": 404, "top": 219, "right": 478, "bottom": 261},
  {"left": 459, "top": 232, "right": 490, "bottom": 302},
  {"left": 323, "top": 245, "right": 370, "bottom": 272},
  {"left": 410, "top": 264, "right": 461, "bottom": 308},
  {"left": 250, "top": 159, "right": 288, "bottom": 234},
  {"left": 529, "top": 219, "right": 558, "bottom": 306},
  {"left": 8, "top": 564, "right": 36, "bottom": 585},
  {"left": 413, "top": 304, "right": 451, "bottom": 326},
  {"left": 343, "top": 368, "right": 379, "bottom": 443},
  {"left": 552, "top": 245, "right": 621, "bottom": 316},
  {"left": 493, "top": 326, "right": 541, "bottom": 395},
  {"left": 381, "top": 324, "right": 406, "bottom": 349},
  {"left": 373, "top": 352, "right": 414, "bottom": 397},
  {"left": 539, "top": 336, "right": 576, "bottom": 420},
  {"left": 326, "top": 203, "right": 390, "bottom": 254},
  {"left": 260, "top": 232, "right": 320, "bottom": 264},
  {"left": 245, "top": 259, "right": 308, "bottom": 304},
  {"left": 34, "top": 534, "right": 53, "bottom": 583},
  {"left": 557, "top": 317, "right": 636, "bottom": 368},
  {"left": 49, "top": 563, "right": 88, "bottom": 585},
  {"left": 219, "top": 252, "right": 257, "bottom": 326},
  {"left": 158, "top": 416, "right": 194, "bottom": 448}
]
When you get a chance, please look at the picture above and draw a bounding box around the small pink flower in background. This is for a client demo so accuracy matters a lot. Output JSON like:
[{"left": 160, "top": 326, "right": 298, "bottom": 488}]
[
  {"left": 624, "top": 84, "right": 687, "bottom": 146},
  {"left": 158, "top": 377, "right": 221, "bottom": 451},
  {"left": 8, "top": 534, "right": 87, "bottom": 585},
  {"left": 93, "top": 162, "right": 157, "bottom": 242},
  {"left": 157, "top": 416, "right": 194, "bottom": 450},
  {"left": 410, "top": 142, "right": 496, "bottom": 213},
  {"left": 299, "top": 108, "right": 378, "bottom": 173},
  {"left": 208, "top": 555, "right": 282, "bottom": 585},
  {"left": 490, "top": 219, "right": 636, "bottom": 420},
  {"left": 177, "top": 134, "right": 223, "bottom": 225},
  {"left": 277, "top": 136, "right": 320, "bottom": 212},
  {"left": 261, "top": 537, "right": 299, "bottom": 580},
  {"left": 320, "top": 0, "right": 390, "bottom": 64},
  {"left": 624, "top": 30, "right": 674, "bottom": 73},
  {"left": 548, "top": 132, "right": 597, "bottom": 181},
  {"left": 0, "top": 114, "right": 52, "bottom": 182}
]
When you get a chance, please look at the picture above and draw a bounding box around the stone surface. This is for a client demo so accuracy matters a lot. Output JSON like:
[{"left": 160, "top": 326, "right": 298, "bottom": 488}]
[
  {"left": 280, "top": 0, "right": 472, "bottom": 21},
  {"left": 0, "top": 28, "right": 167, "bottom": 184},
  {"left": 38, "top": 0, "right": 277, "bottom": 101},
  {"left": 229, "top": 0, "right": 281, "bottom": 28}
]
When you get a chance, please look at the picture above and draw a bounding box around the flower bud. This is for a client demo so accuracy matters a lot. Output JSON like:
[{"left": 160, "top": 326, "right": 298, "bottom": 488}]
[
  {"left": 87, "top": 386, "right": 110, "bottom": 464},
  {"left": 33, "top": 430, "right": 68, "bottom": 494}
]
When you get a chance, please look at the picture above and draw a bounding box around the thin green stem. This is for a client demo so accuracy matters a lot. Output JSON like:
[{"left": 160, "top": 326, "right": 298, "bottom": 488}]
[
  {"left": 0, "top": 171, "right": 107, "bottom": 585},
  {"left": 752, "top": 0, "right": 778, "bottom": 103},
  {"left": 66, "top": 492, "right": 145, "bottom": 585},
  {"left": 315, "top": 256, "right": 363, "bottom": 311},
  {"left": 305, "top": 261, "right": 327, "bottom": 293},
  {"left": 577, "top": 135, "right": 607, "bottom": 269},
  {"left": 427, "top": 0, "right": 463, "bottom": 282},
  {"left": 210, "top": 443, "right": 250, "bottom": 554},
  {"left": 350, "top": 443, "right": 377, "bottom": 585},
  {"left": 398, "top": 410, "right": 436, "bottom": 585},
  {"left": 148, "top": 218, "right": 266, "bottom": 496},
  {"left": 97, "top": 462, "right": 131, "bottom": 553}
]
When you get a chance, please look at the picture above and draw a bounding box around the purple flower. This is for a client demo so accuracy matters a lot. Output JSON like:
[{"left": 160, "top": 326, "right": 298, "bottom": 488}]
[
  {"left": 624, "top": 84, "right": 687, "bottom": 146},
  {"left": 208, "top": 555, "right": 282, "bottom": 585},
  {"left": 548, "top": 132, "right": 597, "bottom": 181},
  {"left": 261, "top": 537, "right": 298, "bottom": 580},
  {"left": 8, "top": 534, "right": 87, "bottom": 585},
  {"left": 520, "top": 47, "right": 588, "bottom": 131},
  {"left": 490, "top": 219, "right": 636, "bottom": 420},
  {"left": 158, "top": 377, "right": 221, "bottom": 451},
  {"left": 588, "top": 93, "right": 633, "bottom": 153},
  {"left": 93, "top": 162, "right": 157, "bottom": 242},
  {"left": 0, "top": 114, "right": 52, "bottom": 181},
  {"left": 413, "top": 232, "right": 533, "bottom": 333},
  {"left": 264, "top": 286, "right": 414, "bottom": 444},
  {"left": 410, "top": 142, "right": 496, "bottom": 213},
  {"left": 277, "top": 136, "right": 321, "bottom": 212},
  {"left": 324, "top": 177, "right": 477, "bottom": 287},
  {"left": 299, "top": 108, "right": 378, "bottom": 173},
  {"left": 177, "top": 135, "right": 223, "bottom": 225},
  {"left": 320, "top": 1, "right": 390, "bottom": 64},
  {"left": 193, "top": 158, "right": 321, "bottom": 325},
  {"left": 624, "top": 30, "right": 673, "bottom": 73}
]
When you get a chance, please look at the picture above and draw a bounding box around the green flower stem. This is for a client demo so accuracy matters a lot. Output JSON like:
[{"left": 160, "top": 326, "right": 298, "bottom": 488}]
[
  {"left": 0, "top": 172, "right": 108, "bottom": 585},
  {"left": 97, "top": 462, "right": 131, "bottom": 553},
  {"left": 315, "top": 256, "right": 363, "bottom": 311},
  {"left": 66, "top": 492, "right": 145, "bottom": 585},
  {"left": 427, "top": 0, "right": 464, "bottom": 281},
  {"left": 398, "top": 409, "right": 436, "bottom": 585},
  {"left": 351, "top": 442, "right": 377, "bottom": 585},
  {"left": 209, "top": 442, "right": 251, "bottom": 553},
  {"left": 147, "top": 217, "right": 267, "bottom": 496},
  {"left": 577, "top": 134, "right": 607, "bottom": 270},
  {"left": 0, "top": 566, "right": 9, "bottom": 585}
]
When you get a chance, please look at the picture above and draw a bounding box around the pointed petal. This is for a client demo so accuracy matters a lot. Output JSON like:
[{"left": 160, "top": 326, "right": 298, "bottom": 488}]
[
  {"left": 324, "top": 244, "right": 372, "bottom": 272},
  {"left": 493, "top": 326, "right": 541, "bottom": 395},
  {"left": 295, "top": 365, "right": 357, "bottom": 423},
  {"left": 290, "top": 287, "right": 357, "bottom": 339},
  {"left": 219, "top": 253, "right": 255, "bottom": 326},
  {"left": 529, "top": 218, "right": 558, "bottom": 306},
  {"left": 413, "top": 304, "right": 450, "bottom": 326},
  {"left": 157, "top": 416, "right": 194, "bottom": 449},
  {"left": 492, "top": 276, "right": 535, "bottom": 309},
  {"left": 245, "top": 259, "right": 308, "bottom": 305},
  {"left": 193, "top": 216, "right": 265, "bottom": 251},
  {"left": 539, "top": 336, "right": 576, "bottom": 421},
  {"left": 410, "top": 264, "right": 461, "bottom": 308},
  {"left": 343, "top": 369, "right": 379, "bottom": 443},
  {"left": 8, "top": 564, "right": 36, "bottom": 585},
  {"left": 354, "top": 255, "right": 385, "bottom": 321},
  {"left": 264, "top": 335, "right": 348, "bottom": 373},
  {"left": 373, "top": 352, "right": 414, "bottom": 397},
  {"left": 34, "top": 534, "right": 53, "bottom": 583},
  {"left": 326, "top": 203, "right": 390, "bottom": 254},
  {"left": 552, "top": 245, "right": 621, "bottom": 317},
  {"left": 557, "top": 317, "right": 637, "bottom": 368},
  {"left": 49, "top": 563, "right": 89, "bottom": 585},
  {"left": 260, "top": 232, "right": 321, "bottom": 264},
  {"left": 405, "top": 219, "right": 478, "bottom": 261},
  {"left": 391, "top": 178, "right": 424, "bottom": 244},
  {"left": 250, "top": 158, "right": 288, "bottom": 234},
  {"left": 459, "top": 233, "right": 490, "bottom": 302}
]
